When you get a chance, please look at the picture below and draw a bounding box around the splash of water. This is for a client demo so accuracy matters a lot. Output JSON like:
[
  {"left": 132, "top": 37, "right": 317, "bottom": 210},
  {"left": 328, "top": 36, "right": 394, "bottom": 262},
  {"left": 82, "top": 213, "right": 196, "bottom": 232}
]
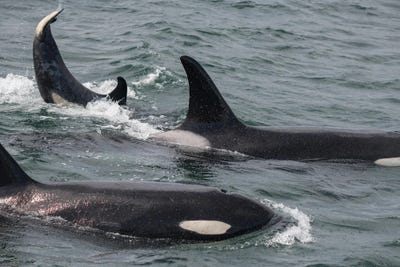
[
  {"left": 0, "top": 74, "right": 159, "bottom": 140},
  {"left": 262, "top": 199, "right": 313, "bottom": 246},
  {"left": 85, "top": 99, "right": 160, "bottom": 139},
  {"left": 84, "top": 79, "right": 137, "bottom": 99},
  {"left": 56, "top": 79, "right": 158, "bottom": 139},
  {"left": 132, "top": 66, "right": 172, "bottom": 90},
  {"left": 0, "top": 74, "right": 38, "bottom": 105}
]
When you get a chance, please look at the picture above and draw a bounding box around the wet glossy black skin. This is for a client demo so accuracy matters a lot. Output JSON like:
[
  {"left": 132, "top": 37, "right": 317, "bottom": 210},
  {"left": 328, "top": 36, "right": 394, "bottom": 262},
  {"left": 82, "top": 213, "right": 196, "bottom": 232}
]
[
  {"left": 182, "top": 122, "right": 400, "bottom": 161},
  {"left": 0, "top": 142, "right": 273, "bottom": 243},
  {"left": 0, "top": 181, "right": 273, "bottom": 241},
  {"left": 177, "top": 56, "right": 400, "bottom": 161},
  {"left": 0, "top": 143, "right": 274, "bottom": 242}
]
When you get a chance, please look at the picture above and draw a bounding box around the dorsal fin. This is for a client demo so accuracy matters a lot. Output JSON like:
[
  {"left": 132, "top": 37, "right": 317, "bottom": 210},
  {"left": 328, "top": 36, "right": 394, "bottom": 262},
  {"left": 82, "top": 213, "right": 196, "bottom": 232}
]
[
  {"left": 34, "top": 9, "right": 128, "bottom": 107},
  {"left": 179, "top": 56, "right": 243, "bottom": 129},
  {"left": 107, "top": 76, "right": 127, "bottom": 105},
  {"left": 0, "top": 144, "right": 36, "bottom": 187}
]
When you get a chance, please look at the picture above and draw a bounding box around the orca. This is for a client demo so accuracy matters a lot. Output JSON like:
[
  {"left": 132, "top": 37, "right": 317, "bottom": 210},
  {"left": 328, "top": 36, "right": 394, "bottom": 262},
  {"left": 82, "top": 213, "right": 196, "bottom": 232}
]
[
  {"left": 0, "top": 143, "right": 274, "bottom": 241},
  {"left": 33, "top": 9, "right": 127, "bottom": 106},
  {"left": 151, "top": 56, "right": 400, "bottom": 164}
]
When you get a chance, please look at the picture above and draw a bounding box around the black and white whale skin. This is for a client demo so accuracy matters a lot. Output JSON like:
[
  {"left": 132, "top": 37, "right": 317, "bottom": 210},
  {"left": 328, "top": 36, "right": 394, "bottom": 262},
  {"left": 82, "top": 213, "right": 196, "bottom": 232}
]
[
  {"left": 151, "top": 56, "right": 400, "bottom": 165},
  {"left": 0, "top": 143, "right": 274, "bottom": 241},
  {"left": 33, "top": 9, "right": 127, "bottom": 106}
]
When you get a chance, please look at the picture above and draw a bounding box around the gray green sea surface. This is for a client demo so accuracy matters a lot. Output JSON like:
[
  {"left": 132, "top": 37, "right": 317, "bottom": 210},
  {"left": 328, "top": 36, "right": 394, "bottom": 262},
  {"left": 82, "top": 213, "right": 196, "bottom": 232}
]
[{"left": 0, "top": 0, "right": 399, "bottom": 266}]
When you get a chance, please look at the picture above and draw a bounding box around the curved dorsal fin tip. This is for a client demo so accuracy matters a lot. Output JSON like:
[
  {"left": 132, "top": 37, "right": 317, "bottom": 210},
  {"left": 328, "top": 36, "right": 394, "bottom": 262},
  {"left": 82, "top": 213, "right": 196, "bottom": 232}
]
[
  {"left": 50, "top": 8, "right": 64, "bottom": 24},
  {"left": 117, "top": 76, "right": 125, "bottom": 84},
  {"left": 180, "top": 55, "right": 196, "bottom": 64},
  {"left": 108, "top": 77, "right": 127, "bottom": 105},
  {"left": 35, "top": 8, "right": 64, "bottom": 38},
  {"left": 179, "top": 56, "right": 242, "bottom": 129}
]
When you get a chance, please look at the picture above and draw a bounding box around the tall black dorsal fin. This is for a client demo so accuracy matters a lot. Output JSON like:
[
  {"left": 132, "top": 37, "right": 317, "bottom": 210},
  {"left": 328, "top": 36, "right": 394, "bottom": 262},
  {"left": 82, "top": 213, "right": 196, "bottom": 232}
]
[
  {"left": 0, "top": 144, "right": 36, "bottom": 187},
  {"left": 179, "top": 56, "right": 243, "bottom": 129},
  {"left": 107, "top": 76, "right": 127, "bottom": 105}
]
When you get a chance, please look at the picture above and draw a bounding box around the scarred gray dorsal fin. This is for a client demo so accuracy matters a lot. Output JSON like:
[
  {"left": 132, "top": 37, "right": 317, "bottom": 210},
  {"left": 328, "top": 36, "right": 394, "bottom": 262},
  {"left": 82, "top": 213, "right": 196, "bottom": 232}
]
[
  {"left": 178, "top": 56, "right": 243, "bottom": 129},
  {"left": 33, "top": 8, "right": 128, "bottom": 106},
  {"left": 0, "top": 144, "right": 36, "bottom": 187}
]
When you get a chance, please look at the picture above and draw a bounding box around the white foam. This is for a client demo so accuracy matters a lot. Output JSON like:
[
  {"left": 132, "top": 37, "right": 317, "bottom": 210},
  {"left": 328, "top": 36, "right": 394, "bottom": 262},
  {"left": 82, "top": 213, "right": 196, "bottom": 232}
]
[
  {"left": 54, "top": 79, "right": 159, "bottom": 139},
  {"left": 0, "top": 74, "right": 39, "bottom": 105},
  {"left": 374, "top": 157, "right": 400, "bottom": 167},
  {"left": 49, "top": 98, "right": 159, "bottom": 140},
  {"left": 84, "top": 79, "right": 137, "bottom": 99},
  {"left": 132, "top": 67, "right": 169, "bottom": 90},
  {"left": 262, "top": 200, "right": 313, "bottom": 246},
  {"left": 83, "top": 99, "right": 159, "bottom": 140},
  {"left": 0, "top": 74, "right": 159, "bottom": 140}
]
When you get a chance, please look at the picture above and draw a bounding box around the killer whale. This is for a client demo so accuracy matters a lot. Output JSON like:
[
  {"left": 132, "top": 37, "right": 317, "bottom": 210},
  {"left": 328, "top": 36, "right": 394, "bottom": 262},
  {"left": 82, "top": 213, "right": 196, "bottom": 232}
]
[
  {"left": 33, "top": 9, "right": 127, "bottom": 106},
  {"left": 151, "top": 56, "right": 400, "bottom": 164},
  {"left": 0, "top": 143, "right": 274, "bottom": 241}
]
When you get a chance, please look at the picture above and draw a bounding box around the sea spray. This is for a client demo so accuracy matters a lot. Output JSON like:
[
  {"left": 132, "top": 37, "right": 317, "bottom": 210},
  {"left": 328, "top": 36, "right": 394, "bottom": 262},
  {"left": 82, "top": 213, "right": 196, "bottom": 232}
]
[
  {"left": 0, "top": 74, "right": 37, "bottom": 105},
  {"left": 262, "top": 199, "right": 313, "bottom": 246},
  {"left": 58, "top": 79, "right": 158, "bottom": 139}
]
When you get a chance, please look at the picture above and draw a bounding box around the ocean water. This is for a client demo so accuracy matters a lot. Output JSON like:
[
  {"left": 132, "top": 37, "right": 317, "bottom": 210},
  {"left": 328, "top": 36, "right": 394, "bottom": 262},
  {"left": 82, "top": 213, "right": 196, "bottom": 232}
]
[{"left": 0, "top": 0, "right": 399, "bottom": 266}]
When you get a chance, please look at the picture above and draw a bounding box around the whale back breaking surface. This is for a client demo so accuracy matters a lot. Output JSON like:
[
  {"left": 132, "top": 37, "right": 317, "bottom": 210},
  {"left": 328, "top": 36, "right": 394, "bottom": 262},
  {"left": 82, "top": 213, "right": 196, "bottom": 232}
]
[
  {"left": 0, "top": 143, "right": 273, "bottom": 241},
  {"left": 33, "top": 9, "right": 127, "bottom": 106},
  {"left": 167, "top": 56, "right": 400, "bottom": 161}
]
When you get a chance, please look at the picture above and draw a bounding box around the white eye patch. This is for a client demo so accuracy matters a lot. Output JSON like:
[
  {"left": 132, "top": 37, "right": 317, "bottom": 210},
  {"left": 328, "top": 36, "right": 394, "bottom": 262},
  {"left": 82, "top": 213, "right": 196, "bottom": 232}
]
[
  {"left": 179, "top": 220, "right": 231, "bottom": 235},
  {"left": 374, "top": 157, "right": 400, "bottom": 167}
]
